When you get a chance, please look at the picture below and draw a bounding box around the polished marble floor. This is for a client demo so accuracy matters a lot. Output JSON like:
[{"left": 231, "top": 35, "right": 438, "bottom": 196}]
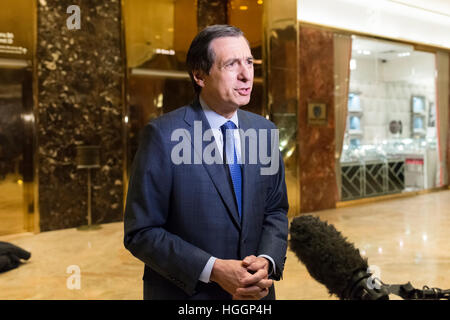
[{"left": 1, "top": 190, "right": 449, "bottom": 300}]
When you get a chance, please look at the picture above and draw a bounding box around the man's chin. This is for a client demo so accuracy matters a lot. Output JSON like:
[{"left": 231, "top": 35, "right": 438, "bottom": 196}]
[{"left": 236, "top": 97, "right": 251, "bottom": 107}]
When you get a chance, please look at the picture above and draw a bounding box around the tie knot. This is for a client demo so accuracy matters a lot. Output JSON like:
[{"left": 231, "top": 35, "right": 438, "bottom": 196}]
[{"left": 221, "top": 120, "right": 237, "bottom": 132}]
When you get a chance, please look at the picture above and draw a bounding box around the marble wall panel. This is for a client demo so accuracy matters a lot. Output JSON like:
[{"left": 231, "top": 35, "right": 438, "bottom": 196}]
[
  {"left": 298, "top": 25, "right": 338, "bottom": 212},
  {"left": 37, "top": 0, "right": 125, "bottom": 231}
]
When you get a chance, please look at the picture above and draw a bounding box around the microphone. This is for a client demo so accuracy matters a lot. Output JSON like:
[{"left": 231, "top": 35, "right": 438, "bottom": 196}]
[{"left": 289, "top": 215, "right": 389, "bottom": 300}]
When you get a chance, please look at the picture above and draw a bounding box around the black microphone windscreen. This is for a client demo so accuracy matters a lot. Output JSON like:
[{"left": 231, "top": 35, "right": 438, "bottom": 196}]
[
  {"left": 0, "top": 241, "right": 31, "bottom": 260},
  {"left": 289, "top": 215, "right": 368, "bottom": 299}
]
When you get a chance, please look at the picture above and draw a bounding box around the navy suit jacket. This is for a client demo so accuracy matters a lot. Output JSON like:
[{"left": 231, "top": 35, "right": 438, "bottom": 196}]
[{"left": 123, "top": 100, "right": 289, "bottom": 300}]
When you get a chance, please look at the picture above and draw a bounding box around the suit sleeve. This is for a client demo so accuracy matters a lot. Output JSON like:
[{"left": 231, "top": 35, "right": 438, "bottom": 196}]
[
  {"left": 256, "top": 124, "right": 289, "bottom": 281},
  {"left": 123, "top": 122, "right": 211, "bottom": 296}
]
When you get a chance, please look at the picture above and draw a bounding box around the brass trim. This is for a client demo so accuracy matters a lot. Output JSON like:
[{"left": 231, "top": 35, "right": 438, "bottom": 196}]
[
  {"left": 0, "top": 58, "right": 31, "bottom": 69},
  {"left": 131, "top": 68, "right": 190, "bottom": 79},
  {"left": 121, "top": 0, "right": 129, "bottom": 211},
  {"left": 336, "top": 186, "right": 449, "bottom": 208},
  {"left": 263, "top": 0, "right": 300, "bottom": 218},
  {"left": 130, "top": 67, "right": 264, "bottom": 84},
  {"left": 295, "top": 8, "right": 301, "bottom": 216},
  {"left": 32, "top": 0, "right": 39, "bottom": 233},
  {"left": 298, "top": 21, "right": 450, "bottom": 54}
]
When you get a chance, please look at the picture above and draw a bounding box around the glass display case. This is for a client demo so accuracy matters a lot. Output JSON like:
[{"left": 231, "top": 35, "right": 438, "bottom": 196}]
[{"left": 340, "top": 137, "right": 437, "bottom": 200}]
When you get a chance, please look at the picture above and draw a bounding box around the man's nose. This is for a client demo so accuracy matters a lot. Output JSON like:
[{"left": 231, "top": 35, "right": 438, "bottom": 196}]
[{"left": 238, "top": 63, "right": 252, "bottom": 82}]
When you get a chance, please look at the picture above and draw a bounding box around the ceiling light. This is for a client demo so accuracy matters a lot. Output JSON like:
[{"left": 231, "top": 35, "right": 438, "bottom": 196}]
[
  {"left": 397, "top": 52, "right": 411, "bottom": 57},
  {"left": 155, "top": 48, "right": 175, "bottom": 55}
]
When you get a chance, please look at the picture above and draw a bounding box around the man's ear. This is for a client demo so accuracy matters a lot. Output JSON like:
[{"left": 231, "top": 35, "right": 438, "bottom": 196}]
[{"left": 192, "top": 70, "right": 206, "bottom": 88}]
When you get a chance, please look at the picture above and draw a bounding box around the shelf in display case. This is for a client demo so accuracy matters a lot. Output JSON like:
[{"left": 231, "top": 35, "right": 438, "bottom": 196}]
[
  {"left": 348, "top": 92, "right": 362, "bottom": 112},
  {"left": 411, "top": 95, "right": 426, "bottom": 113},
  {"left": 348, "top": 114, "right": 363, "bottom": 132},
  {"left": 412, "top": 130, "right": 426, "bottom": 138},
  {"left": 342, "top": 140, "right": 436, "bottom": 169},
  {"left": 411, "top": 95, "right": 427, "bottom": 138},
  {"left": 348, "top": 130, "right": 363, "bottom": 135}
]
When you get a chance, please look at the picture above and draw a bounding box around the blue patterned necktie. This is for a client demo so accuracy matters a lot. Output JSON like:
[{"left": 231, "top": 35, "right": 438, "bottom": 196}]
[{"left": 220, "top": 121, "right": 242, "bottom": 218}]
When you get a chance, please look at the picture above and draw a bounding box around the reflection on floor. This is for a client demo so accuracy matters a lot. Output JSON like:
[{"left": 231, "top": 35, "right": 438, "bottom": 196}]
[
  {"left": 0, "top": 190, "right": 449, "bottom": 300},
  {"left": 0, "top": 174, "right": 24, "bottom": 236}
]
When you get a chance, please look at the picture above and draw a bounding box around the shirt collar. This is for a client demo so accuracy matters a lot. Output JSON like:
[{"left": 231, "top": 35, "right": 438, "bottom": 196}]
[{"left": 199, "top": 96, "right": 239, "bottom": 130}]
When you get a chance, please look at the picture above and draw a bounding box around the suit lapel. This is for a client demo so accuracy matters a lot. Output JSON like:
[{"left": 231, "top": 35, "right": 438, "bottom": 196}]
[{"left": 184, "top": 100, "right": 241, "bottom": 230}]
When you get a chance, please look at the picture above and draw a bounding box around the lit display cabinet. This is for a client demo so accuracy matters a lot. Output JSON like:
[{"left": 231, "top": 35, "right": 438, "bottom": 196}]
[
  {"left": 411, "top": 95, "right": 427, "bottom": 138},
  {"left": 347, "top": 92, "right": 363, "bottom": 148},
  {"left": 340, "top": 143, "right": 404, "bottom": 200},
  {"left": 340, "top": 138, "right": 437, "bottom": 200}
]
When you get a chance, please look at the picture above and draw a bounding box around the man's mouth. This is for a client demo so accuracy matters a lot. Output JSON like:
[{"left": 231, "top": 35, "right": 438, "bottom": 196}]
[{"left": 236, "top": 87, "right": 251, "bottom": 96}]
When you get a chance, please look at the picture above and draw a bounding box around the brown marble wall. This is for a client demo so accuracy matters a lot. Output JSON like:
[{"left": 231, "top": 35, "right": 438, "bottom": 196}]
[
  {"left": 298, "top": 25, "right": 337, "bottom": 213},
  {"left": 37, "top": 0, "right": 125, "bottom": 231}
]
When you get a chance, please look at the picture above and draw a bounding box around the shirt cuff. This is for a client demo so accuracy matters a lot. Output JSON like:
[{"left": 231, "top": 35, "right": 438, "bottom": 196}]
[
  {"left": 258, "top": 254, "right": 276, "bottom": 276},
  {"left": 199, "top": 256, "right": 217, "bottom": 283}
]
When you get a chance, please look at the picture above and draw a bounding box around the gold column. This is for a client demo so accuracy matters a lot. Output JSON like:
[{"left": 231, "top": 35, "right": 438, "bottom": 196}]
[{"left": 263, "top": 0, "right": 300, "bottom": 217}]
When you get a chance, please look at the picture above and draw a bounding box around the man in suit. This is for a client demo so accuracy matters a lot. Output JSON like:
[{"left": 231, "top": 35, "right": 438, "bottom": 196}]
[{"left": 124, "top": 25, "right": 289, "bottom": 300}]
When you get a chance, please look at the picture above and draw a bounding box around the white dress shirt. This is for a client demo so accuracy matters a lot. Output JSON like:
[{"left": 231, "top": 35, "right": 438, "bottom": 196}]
[{"left": 200, "top": 97, "right": 242, "bottom": 164}]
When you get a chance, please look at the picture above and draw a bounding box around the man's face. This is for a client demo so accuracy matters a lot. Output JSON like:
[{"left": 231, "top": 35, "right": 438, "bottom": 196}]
[{"left": 195, "top": 36, "right": 254, "bottom": 116}]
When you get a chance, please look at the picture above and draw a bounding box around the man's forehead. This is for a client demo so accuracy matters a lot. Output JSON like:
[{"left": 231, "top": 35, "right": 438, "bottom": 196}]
[{"left": 210, "top": 36, "right": 252, "bottom": 59}]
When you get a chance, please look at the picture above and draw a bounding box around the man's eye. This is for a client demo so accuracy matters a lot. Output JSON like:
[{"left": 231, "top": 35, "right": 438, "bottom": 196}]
[{"left": 223, "top": 62, "right": 236, "bottom": 70}]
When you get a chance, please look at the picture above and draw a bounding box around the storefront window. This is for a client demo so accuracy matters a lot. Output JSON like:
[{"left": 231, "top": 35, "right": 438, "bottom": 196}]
[{"left": 340, "top": 36, "right": 439, "bottom": 200}]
